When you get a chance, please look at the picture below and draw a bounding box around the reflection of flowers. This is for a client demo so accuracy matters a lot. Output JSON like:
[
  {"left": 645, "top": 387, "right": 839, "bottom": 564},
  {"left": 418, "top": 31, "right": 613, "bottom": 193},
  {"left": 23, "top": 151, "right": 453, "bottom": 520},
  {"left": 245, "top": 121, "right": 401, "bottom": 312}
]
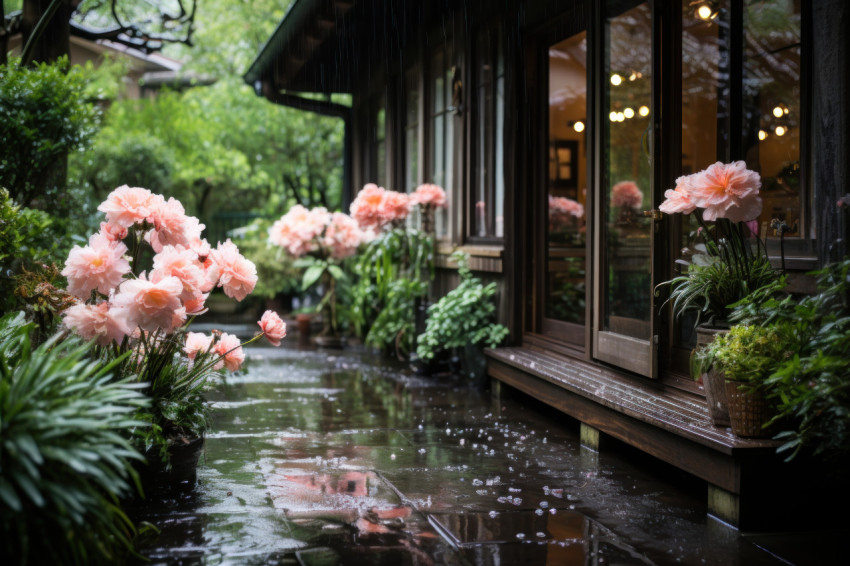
[
  {"left": 611, "top": 181, "right": 643, "bottom": 209},
  {"left": 411, "top": 183, "right": 447, "bottom": 235},
  {"left": 548, "top": 195, "right": 585, "bottom": 231}
]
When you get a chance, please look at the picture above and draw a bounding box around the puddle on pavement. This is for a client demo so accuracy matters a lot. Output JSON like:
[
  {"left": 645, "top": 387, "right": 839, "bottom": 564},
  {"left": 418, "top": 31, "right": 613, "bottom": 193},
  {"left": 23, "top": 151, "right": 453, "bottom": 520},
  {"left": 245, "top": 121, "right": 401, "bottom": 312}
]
[{"left": 128, "top": 339, "right": 795, "bottom": 565}]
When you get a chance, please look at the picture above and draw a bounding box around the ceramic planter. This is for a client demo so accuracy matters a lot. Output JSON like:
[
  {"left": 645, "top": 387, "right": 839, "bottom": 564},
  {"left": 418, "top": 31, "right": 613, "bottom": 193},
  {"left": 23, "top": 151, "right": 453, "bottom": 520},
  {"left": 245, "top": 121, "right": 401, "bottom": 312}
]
[{"left": 694, "top": 325, "right": 731, "bottom": 427}]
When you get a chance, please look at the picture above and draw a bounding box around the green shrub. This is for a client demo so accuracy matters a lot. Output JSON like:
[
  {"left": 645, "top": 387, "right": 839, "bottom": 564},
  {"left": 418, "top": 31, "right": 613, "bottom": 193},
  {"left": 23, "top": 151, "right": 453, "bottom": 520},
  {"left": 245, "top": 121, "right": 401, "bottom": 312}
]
[
  {"left": 0, "top": 56, "right": 100, "bottom": 210},
  {"left": 0, "top": 312, "right": 149, "bottom": 564},
  {"left": 416, "top": 252, "right": 509, "bottom": 362}
]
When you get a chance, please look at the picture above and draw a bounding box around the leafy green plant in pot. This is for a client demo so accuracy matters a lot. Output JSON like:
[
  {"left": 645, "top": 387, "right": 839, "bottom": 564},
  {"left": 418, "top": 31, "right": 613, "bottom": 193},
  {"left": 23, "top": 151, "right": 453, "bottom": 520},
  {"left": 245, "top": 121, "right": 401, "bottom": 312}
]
[
  {"left": 729, "top": 257, "right": 850, "bottom": 461},
  {"left": 415, "top": 252, "right": 509, "bottom": 380},
  {"left": 59, "top": 186, "right": 287, "bottom": 485},
  {"left": 697, "top": 323, "right": 792, "bottom": 437},
  {"left": 0, "top": 312, "right": 150, "bottom": 565},
  {"left": 655, "top": 161, "right": 780, "bottom": 426}
]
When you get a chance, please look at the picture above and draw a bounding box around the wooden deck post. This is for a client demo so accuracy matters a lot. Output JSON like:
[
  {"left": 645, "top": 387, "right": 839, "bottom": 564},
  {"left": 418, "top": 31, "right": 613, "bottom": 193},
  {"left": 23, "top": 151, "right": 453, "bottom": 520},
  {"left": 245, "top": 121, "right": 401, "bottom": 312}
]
[{"left": 707, "top": 484, "right": 740, "bottom": 527}]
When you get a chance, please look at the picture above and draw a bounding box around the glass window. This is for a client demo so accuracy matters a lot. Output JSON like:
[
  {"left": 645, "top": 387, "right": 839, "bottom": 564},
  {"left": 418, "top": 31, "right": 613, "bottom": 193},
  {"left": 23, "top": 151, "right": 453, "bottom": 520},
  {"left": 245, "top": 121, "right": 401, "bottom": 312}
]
[
  {"left": 375, "top": 92, "right": 387, "bottom": 187},
  {"left": 474, "top": 26, "right": 506, "bottom": 239},
  {"left": 546, "top": 30, "right": 587, "bottom": 326},
  {"left": 743, "top": 0, "right": 804, "bottom": 242},
  {"left": 602, "top": 1, "right": 653, "bottom": 342},
  {"left": 430, "top": 47, "right": 454, "bottom": 237},
  {"left": 404, "top": 67, "right": 420, "bottom": 194}
]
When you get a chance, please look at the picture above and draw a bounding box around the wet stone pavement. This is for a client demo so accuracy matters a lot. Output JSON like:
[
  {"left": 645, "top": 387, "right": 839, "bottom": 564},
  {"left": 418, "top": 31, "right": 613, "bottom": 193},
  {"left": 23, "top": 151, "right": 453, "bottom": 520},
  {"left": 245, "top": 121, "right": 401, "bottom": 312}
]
[{"left": 128, "top": 327, "right": 847, "bottom": 565}]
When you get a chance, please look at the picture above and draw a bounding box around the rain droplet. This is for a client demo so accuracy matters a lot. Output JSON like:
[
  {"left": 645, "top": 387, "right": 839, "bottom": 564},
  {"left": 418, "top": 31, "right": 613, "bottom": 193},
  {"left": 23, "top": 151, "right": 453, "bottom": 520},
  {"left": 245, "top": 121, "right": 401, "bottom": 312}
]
[
  {"left": 540, "top": 501, "right": 549, "bottom": 508},
  {"left": 459, "top": 439, "right": 465, "bottom": 446},
  {"left": 535, "top": 508, "right": 544, "bottom": 516},
  {"left": 472, "top": 479, "right": 483, "bottom": 486},
  {"left": 536, "top": 531, "right": 546, "bottom": 538},
  {"left": 390, "top": 453, "right": 396, "bottom": 460},
  {"left": 489, "top": 510, "right": 498, "bottom": 518},
  {"left": 418, "top": 448, "right": 426, "bottom": 454},
  {"left": 516, "top": 533, "right": 526, "bottom": 540}
]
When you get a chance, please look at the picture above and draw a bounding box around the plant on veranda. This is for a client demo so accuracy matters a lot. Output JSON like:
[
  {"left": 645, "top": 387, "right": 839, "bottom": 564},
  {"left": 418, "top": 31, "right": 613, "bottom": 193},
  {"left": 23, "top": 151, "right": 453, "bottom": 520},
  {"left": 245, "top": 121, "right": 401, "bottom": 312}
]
[
  {"left": 349, "top": 183, "right": 440, "bottom": 357},
  {"left": 0, "top": 312, "right": 149, "bottom": 565},
  {"left": 268, "top": 204, "right": 368, "bottom": 338},
  {"left": 726, "top": 258, "right": 850, "bottom": 461},
  {"left": 59, "top": 186, "right": 287, "bottom": 463},
  {"left": 416, "top": 251, "right": 509, "bottom": 363},
  {"left": 655, "top": 161, "right": 780, "bottom": 328}
]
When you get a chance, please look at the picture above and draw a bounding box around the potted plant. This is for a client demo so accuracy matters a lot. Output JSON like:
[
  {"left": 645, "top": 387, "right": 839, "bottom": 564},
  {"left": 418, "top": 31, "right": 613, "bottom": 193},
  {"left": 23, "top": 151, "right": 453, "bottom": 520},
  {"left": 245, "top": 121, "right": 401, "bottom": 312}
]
[
  {"left": 268, "top": 204, "right": 367, "bottom": 347},
  {"left": 656, "top": 161, "right": 780, "bottom": 426},
  {"left": 696, "top": 324, "right": 791, "bottom": 437},
  {"left": 348, "top": 183, "right": 438, "bottom": 359},
  {"left": 59, "top": 186, "right": 287, "bottom": 485},
  {"left": 414, "top": 251, "right": 509, "bottom": 381}
]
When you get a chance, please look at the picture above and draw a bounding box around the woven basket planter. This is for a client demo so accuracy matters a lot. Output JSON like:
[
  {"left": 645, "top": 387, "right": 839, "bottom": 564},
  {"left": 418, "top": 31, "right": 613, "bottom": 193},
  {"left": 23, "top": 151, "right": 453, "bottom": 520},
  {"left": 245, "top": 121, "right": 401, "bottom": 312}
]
[
  {"left": 694, "top": 325, "right": 731, "bottom": 427},
  {"left": 724, "top": 380, "right": 775, "bottom": 438}
]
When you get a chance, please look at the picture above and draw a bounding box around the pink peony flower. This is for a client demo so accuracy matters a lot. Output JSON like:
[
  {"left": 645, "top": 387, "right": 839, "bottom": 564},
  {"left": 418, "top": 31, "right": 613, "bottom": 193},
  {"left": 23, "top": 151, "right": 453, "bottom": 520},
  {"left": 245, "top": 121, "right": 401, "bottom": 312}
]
[
  {"left": 147, "top": 197, "right": 206, "bottom": 253},
  {"left": 380, "top": 190, "right": 411, "bottom": 224},
  {"left": 111, "top": 274, "right": 185, "bottom": 332},
  {"left": 62, "top": 301, "right": 132, "bottom": 346},
  {"left": 151, "top": 245, "right": 209, "bottom": 304},
  {"left": 411, "top": 183, "right": 447, "bottom": 208},
  {"left": 208, "top": 239, "right": 258, "bottom": 301},
  {"left": 323, "top": 212, "right": 365, "bottom": 259},
  {"left": 258, "top": 310, "right": 287, "bottom": 346},
  {"left": 611, "top": 181, "right": 644, "bottom": 209},
  {"left": 687, "top": 161, "right": 762, "bottom": 223},
  {"left": 99, "top": 222, "right": 128, "bottom": 242},
  {"left": 183, "top": 292, "right": 209, "bottom": 315},
  {"left": 658, "top": 181, "right": 697, "bottom": 215},
  {"left": 62, "top": 233, "right": 131, "bottom": 299},
  {"left": 97, "top": 185, "right": 157, "bottom": 228},
  {"left": 214, "top": 332, "right": 244, "bottom": 371},
  {"left": 184, "top": 331, "right": 214, "bottom": 360},
  {"left": 268, "top": 204, "right": 329, "bottom": 257},
  {"left": 350, "top": 183, "right": 388, "bottom": 229},
  {"left": 549, "top": 195, "right": 585, "bottom": 218}
]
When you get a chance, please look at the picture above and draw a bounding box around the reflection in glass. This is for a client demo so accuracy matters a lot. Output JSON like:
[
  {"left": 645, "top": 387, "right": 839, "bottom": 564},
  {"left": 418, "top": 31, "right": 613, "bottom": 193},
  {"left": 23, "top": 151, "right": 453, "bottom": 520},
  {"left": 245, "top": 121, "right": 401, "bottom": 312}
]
[
  {"left": 603, "top": 1, "right": 652, "bottom": 340},
  {"left": 475, "top": 27, "right": 506, "bottom": 239},
  {"left": 404, "top": 68, "right": 419, "bottom": 193},
  {"left": 430, "top": 48, "right": 454, "bottom": 237},
  {"left": 743, "top": 0, "right": 802, "bottom": 239},
  {"left": 546, "top": 31, "right": 587, "bottom": 325}
]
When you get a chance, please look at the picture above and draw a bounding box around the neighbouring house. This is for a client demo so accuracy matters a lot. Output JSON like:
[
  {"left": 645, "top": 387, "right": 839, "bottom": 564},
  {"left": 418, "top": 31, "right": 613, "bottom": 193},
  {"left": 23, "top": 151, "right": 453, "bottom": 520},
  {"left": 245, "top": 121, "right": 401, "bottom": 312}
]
[
  {"left": 4, "top": 10, "right": 209, "bottom": 98},
  {"left": 245, "top": 0, "right": 849, "bottom": 529}
]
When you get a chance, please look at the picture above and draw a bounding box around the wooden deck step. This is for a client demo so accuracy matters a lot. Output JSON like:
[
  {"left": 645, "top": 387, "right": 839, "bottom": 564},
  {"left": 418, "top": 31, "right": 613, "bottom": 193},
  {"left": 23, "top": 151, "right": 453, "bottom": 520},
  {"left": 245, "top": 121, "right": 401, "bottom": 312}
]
[{"left": 485, "top": 346, "right": 789, "bottom": 529}]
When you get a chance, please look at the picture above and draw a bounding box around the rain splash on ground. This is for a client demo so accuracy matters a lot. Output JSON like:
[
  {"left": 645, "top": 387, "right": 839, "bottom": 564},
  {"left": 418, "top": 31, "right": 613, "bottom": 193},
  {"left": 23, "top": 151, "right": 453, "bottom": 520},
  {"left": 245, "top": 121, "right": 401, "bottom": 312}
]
[{"left": 127, "top": 336, "right": 845, "bottom": 565}]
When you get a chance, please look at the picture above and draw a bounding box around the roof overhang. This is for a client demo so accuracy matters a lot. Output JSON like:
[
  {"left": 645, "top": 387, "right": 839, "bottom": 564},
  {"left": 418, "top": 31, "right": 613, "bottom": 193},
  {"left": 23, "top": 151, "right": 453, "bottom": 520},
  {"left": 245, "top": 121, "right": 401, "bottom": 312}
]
[{"left": 244, "top": 0, "right": 357, "bottom": 97}]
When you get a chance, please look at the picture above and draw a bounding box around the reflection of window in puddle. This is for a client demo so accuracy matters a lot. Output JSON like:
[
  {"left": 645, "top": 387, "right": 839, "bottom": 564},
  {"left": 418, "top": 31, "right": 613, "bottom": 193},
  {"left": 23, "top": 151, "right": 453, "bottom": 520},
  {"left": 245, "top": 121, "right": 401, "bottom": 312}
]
[{"left": 283, "top": 471, "right": 375, "bottom": 497}]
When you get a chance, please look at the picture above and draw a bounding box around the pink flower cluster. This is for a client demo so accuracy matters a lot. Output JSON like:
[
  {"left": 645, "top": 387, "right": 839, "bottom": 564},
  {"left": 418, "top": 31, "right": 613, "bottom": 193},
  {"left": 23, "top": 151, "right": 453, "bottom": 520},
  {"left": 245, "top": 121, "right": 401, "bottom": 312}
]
[
  {"left": 611, "top": 181, "right": 644, "bottom": 210},
  {"left": 659, "top": 161, "right": 762, "bottom": 223},
  {"left": 548, "top": 195, "right": 585, "bottom": 231},
  {"left": 410, "top": 183, "right": 447, "bottom": 208},
  {"left": 61, "top": 186, "right": 281, "bottom": 372},
  {"left": 349, "top": 183, "right": 413, "bottom": 230},
  {"left": 269, "top": 205, "right": 369, "bottom": 259}
]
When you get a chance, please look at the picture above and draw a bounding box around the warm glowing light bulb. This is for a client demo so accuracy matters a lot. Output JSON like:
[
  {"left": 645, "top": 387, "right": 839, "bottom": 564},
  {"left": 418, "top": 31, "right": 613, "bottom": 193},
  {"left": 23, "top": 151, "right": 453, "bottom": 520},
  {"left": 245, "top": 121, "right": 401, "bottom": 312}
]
[
  {"left": 758, "top": 130, "right": 768, "bottom": 141},
  {"left": 773, "top": 106, "right": 784, "bottom": 118},
  {"left": 624, "top": 107, "right": 635, "bottom": 119},
  {"left": 629, "top": 72, "right": 637, "bottom": 82},
  {"left": 610, "top": 74, "right": 623, "bottom": 86},
  {"left": 638, "top": 105, "right": 650, "bottom": 117},
  {"left": 775, "top": 126, "right": 786, "bottom": 136},
  {"left": 616, "top": 112, "right": 625, "bottom": 122},
  {"left": 573, "top": 121, "right": 585, "bottom": 133},
  {"left": 697, "top": 4, "right": 713, "bottom": 20},
  {"left": 609, "top": 111, "right": 618, "bottom": 122}
]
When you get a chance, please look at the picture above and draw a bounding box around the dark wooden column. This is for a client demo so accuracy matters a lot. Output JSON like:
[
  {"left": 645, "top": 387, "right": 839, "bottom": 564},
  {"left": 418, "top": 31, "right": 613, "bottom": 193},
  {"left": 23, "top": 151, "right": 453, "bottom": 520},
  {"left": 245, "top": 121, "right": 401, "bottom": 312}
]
[{"left": 812, "top": 0, "right": 850, "bottom": 263}]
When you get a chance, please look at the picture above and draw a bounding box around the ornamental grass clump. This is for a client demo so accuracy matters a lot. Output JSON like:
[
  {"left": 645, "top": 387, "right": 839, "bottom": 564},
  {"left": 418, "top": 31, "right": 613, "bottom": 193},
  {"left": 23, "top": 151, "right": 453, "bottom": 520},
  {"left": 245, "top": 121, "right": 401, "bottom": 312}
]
[
  {"left": 656, "top": 161, "right": 779, "bottom": 328},
  {"left": 0, "top": 312, "right": 149, "bottom": 565},
  {"left": 699, "top": 324, "right": 792, "bottom": 386}
]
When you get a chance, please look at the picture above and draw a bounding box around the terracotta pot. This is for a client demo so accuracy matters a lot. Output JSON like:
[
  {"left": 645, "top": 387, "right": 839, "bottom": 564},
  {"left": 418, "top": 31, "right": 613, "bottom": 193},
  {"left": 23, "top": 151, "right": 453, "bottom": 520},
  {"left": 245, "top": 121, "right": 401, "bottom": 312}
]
[
  {"left": 724, "top": 380, "right": 775, "bottom": 438},
  {"left": 694, "top": 325, "right": 731, "bottom": 427}
]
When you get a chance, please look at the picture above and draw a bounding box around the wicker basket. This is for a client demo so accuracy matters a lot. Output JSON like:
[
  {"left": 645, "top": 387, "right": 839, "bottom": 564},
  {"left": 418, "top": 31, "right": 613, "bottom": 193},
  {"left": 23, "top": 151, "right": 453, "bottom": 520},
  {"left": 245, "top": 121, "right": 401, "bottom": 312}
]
[{"left": 724, "top": 380, "right": 774, "bottom": 438}]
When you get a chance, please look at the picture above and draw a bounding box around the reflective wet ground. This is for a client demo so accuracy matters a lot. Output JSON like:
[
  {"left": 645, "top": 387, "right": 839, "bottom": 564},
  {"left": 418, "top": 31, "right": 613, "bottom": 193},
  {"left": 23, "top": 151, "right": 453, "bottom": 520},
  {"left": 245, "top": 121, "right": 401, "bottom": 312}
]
[{"left": 129, "top": 329, "right": 848, "bottom": 565}]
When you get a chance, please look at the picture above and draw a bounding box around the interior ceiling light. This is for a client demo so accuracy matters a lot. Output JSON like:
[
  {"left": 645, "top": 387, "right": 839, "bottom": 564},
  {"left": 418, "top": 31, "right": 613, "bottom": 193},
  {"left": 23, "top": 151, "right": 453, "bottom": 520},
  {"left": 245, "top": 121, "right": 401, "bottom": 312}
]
[
  {"left": 573, "top": 121, "right": 585, "bottom": 133},
  {"left": 624, "top": 107, "right": 635, "bottom": 119},
  {"left": 610, "top": 73, "right": 623, "bottom": 86},
  {"left": 773, "top": 105, "right": 785, "bottom": 118},
  {"left": 758, "top": 129, "right": 768, "bottom": 141},
  {"left": 775, "top": 126, "right": 787, "bottom": 136},
  {"left": 693, "top": 0, "right": 719, "bottom": 21},
  {"left": 638, "top": 105, "right": 650, "bottom": 117}
]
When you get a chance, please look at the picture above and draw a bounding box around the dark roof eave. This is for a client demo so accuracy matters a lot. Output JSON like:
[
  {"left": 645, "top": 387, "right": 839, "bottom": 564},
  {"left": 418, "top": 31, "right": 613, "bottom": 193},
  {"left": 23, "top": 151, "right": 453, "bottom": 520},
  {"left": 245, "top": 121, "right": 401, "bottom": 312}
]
[{"left": 243, "top": 0, "right": 316, "bottom": 90}]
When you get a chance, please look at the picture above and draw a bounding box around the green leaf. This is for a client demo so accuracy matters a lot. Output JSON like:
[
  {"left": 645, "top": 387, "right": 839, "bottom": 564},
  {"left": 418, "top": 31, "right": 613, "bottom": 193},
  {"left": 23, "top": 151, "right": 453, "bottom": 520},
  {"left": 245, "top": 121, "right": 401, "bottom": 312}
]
[{"left": 302, "top": 264, "right": 325, "bottom": 290}]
